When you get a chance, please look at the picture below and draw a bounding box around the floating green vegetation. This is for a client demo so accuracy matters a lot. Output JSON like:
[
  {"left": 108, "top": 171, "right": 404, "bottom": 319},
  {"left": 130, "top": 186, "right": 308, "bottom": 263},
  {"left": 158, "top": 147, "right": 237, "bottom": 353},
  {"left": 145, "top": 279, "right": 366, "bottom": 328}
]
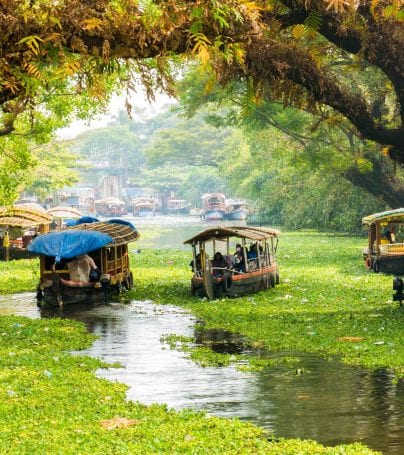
[
  {"left": 0, "top": 230, "right": 400, "bottom": 452},
  {"left": 160, "top": 333, "right": 301, "bottom": 372},
  {"left": 0, "top": 315, "right": 380, "bottom": 454},
  {"left": 0, "top": 257, "right": 39, "bottom": 294}
]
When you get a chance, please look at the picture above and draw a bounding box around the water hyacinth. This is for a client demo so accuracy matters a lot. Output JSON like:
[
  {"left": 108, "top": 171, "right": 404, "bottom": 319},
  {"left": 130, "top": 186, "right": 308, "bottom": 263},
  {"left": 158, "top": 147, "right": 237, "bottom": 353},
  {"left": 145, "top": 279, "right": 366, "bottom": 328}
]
[{"left": 0, "top": 230, "right": 399, "bottom": 453}]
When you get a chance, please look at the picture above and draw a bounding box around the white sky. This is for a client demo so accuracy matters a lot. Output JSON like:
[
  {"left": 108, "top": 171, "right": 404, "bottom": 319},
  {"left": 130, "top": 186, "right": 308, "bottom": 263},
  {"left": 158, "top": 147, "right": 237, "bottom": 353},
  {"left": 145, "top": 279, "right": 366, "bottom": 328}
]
[{"left": 57, "top": 90, "right": 176, "bottom": 139}]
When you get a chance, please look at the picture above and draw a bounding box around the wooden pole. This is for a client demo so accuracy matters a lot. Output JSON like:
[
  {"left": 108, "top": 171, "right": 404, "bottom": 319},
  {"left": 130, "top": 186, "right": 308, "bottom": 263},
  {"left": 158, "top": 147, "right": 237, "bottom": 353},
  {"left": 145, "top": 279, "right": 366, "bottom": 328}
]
[{"left": 3, "top": 231, "right": 10, "bottom": 261}]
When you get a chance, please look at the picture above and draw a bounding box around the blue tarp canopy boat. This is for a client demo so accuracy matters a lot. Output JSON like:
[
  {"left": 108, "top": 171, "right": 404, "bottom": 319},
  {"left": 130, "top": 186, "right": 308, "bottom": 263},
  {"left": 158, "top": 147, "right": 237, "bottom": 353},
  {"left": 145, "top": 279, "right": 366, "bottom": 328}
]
[{"left": 28, "top": 230, "right": 113, "bottom": 262}]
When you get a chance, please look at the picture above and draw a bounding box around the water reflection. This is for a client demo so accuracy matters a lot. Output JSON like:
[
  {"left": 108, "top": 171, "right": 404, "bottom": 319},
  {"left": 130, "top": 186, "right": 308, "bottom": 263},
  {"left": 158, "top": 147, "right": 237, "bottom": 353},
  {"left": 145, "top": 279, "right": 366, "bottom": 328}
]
[{"left": 0, "top": 294, "right": 402, "bottom": 454}]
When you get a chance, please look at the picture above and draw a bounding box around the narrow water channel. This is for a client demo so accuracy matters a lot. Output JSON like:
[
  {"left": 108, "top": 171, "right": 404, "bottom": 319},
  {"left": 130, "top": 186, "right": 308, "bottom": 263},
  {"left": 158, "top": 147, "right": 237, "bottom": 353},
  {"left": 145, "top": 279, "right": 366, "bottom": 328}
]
[{"left": 1, "top": 293, "right": 402, "bottom": 454}]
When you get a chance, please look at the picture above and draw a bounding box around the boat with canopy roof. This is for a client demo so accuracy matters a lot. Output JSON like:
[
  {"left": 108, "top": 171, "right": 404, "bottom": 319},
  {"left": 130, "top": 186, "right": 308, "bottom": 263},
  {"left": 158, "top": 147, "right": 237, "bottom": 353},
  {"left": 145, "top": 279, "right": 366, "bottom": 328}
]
[
  {"left": 0, "top": 206, "right": 52, "bottom": 260},
  {"left": 362, "top": 208, "right": 404, "bottom": 274},
  {"left": 184, "top": 225, "right": 280, "bottom": 299},
  {"left": 28, "top": 219, "right": 139, "bottom": 306}
]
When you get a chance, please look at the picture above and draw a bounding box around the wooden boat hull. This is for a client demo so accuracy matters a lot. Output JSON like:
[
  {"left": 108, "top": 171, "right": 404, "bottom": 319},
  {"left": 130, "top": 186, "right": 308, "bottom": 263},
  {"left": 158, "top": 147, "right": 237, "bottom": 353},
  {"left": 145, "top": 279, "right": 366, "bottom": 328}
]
[
  {"left": 363, "top": 252, "right": 404, "bottom": 275},
  {"left": 190, "top": 265, "right": 279, "bottom": 299},
  {"left": 202, "top": 209, "right": 225, "bottom": 221},
  {"left": 37, "top": 272, "right": 133, "bottom": 307},
  {"left": 226, "top": 209, "right": 248, "bottom": 221}
]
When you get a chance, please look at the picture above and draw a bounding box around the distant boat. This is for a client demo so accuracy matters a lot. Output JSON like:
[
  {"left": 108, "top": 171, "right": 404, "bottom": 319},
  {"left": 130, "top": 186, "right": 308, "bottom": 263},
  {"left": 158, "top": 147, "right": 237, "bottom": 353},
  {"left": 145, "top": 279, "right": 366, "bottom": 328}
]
[
  {"left": 95, "top": 197, "right": 127, "bottom": 217},
  {"left": 201, "top": 193, "right": 226, "bottom": 221},
  {"left": 132, "top": 198, "right": 158, "bottom": 217},
  {"left": 167, "top": 199, "right": 189, "bottom": 215},
  {"left": 225, "top": 200, "right": 249, "bottom": 221}
]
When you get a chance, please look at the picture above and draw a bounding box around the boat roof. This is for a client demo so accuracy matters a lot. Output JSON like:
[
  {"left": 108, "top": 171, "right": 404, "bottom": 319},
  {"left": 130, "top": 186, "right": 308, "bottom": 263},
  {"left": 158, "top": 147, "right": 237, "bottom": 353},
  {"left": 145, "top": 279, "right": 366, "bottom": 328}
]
[
  {"left": 47, "top": 205, "right": 82, "bottom": 219},
  {"left": 184, "top": 226, "right": 280, "bottom": 244},
  {"left": 201, "top": 193, "right": 225, "bottom": 200},
  {"left": 0, "top": 206, "right": 52, "bottom": 228},
  {"left": 362, "top": 208, "right": 404, "bottom": 224},
  {"left": 66, "top": 221, "right": 139, "bottom": 245}
]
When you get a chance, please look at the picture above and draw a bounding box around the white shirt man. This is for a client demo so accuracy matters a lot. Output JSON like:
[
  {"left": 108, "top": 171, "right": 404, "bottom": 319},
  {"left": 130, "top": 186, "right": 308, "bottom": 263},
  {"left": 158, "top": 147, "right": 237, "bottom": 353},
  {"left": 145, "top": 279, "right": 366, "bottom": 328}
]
[{"left": 67, "top": 254, "right": 97, "bottom": 282}]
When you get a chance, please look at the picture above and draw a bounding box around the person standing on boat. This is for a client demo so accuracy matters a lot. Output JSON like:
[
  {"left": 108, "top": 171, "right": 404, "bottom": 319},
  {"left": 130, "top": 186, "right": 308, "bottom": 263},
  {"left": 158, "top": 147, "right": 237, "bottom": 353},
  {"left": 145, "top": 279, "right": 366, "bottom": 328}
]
[{"left": 67, "top": 254, "right": 97, "bottom": 282}]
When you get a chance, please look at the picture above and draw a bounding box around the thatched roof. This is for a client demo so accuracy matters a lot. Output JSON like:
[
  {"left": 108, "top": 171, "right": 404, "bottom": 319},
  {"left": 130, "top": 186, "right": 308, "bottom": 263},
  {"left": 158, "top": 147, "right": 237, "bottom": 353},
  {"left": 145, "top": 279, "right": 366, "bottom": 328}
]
[
  {"left": 47, "top": 205, "right": 82, "bottom": 219},
  {"left": 184, "top": 226, "right": 280, "bottom": 244},
  {"left": 0, "top": 206, "right": 52, "bottom": 228},
  {"left": 362, "top": 208, "right": 404, "bottom": 225},
  {"left": 66, "top": 221, "right": 139, "bottom": 245}
]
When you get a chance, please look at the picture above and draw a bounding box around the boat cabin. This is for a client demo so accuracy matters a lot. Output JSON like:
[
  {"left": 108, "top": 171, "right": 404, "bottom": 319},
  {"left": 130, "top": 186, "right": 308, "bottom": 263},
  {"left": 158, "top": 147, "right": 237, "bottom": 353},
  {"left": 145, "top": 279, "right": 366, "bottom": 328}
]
[
  {"left": 362, "top": 208, "right": 404, "bottom": 274},
  {"left": 0, "top": 206, "right": 52, "bottom": 260},
  {"left": 184, "top": 226, "right": 280, "bottom": 299},
  {"left": 29, "top": 220, "right": 139, "bottom": 306},
  {"left": 95, "top": 197, "right": 127, "bottom": 217}
]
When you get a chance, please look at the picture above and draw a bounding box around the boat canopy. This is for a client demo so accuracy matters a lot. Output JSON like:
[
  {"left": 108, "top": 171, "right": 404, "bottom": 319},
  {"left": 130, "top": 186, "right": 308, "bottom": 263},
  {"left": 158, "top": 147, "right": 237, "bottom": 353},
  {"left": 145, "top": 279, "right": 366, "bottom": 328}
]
[
  {"left": 0, "top": 206, "right": 52, "bottom": 228},
  {"left": 362, "top": 208, "right": 404, "bottom": 225},
  {"left": 28, "top": 230, "right": 113, "bottom": 262},
  {"left": 66, "top": 221, "right": 139, "bottom": 246},
  {"left": 47, "top": 206, "right": 82, "bottom": 219},
  {"left": 107, "top": 218, "right": 137, "bottom": 230},
  {"left": 95, "top": 197, "right": 125, "bottom": 205},
  {"left": 184, "top": 226, "right": 280, "bottom": 244},
  {"left": 76, "top": 216, "right": 100, "bottom": 224}
]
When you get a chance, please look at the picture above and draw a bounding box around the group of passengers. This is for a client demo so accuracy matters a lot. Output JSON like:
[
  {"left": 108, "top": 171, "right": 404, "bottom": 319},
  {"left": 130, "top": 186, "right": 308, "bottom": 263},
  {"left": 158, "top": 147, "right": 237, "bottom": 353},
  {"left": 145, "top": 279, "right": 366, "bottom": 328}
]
[{"left": 191, "top": 242, "right": 263, "bottom": 277}]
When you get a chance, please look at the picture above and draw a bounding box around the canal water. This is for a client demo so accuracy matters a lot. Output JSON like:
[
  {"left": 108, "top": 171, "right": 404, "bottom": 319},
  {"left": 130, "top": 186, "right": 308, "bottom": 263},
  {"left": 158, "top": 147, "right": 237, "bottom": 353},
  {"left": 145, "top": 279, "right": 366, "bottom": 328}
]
[{"left": 0, "top": 216, "right": 402, "bottom": 454}]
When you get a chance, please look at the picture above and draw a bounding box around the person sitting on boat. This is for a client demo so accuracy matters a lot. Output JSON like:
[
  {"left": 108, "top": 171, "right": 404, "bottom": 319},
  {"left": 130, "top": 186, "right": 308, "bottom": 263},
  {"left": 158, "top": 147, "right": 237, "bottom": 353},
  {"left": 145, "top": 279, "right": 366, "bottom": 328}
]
[
  {"left": 382, "top": 225, "right": 396, "bottom": 243},
  {"left": 67, "top": 254, "right": 98, "bottom": 282},
  {"left": 234, "top": 244, "right": 246, "bottom": 272},
  {"left": 190, "top": 253, "right": 202, "bottom": 271},
  {"left": 247, "top": 243, "right": 258, "bottom": 259},
  {"left": 212, "top": 252, "right": 227, "bottom": 277}
]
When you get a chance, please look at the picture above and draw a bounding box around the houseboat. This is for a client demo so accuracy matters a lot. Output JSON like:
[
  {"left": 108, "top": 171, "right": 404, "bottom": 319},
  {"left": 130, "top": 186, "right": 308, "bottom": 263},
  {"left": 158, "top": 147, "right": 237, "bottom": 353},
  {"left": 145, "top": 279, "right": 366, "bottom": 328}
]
[
  {"left": 167, "top": 199, "right": 190, "bottom": 215},
  {"left": 28, "top": 219, "right": 139, "bottom": 306},
  {"left": 362, "top": 208, "right": 404, "bottom": 274},
  {"left": 225, "top": 200, "right": 249, "bottom": 221},
  {"left": 201, "top": 193, "right": 226, "bottom": 221},
  {"left": 184, "top": 225, "right": 280, "bottom": 299},
  {"left": 0, "top": 206, "right": 52, "bottom": 260},
  {"left": 95, "top": 197, "right": 127, "bottom": 217},
  {"left": 132, "top": 197, "right": 159, "bottom": 216}
]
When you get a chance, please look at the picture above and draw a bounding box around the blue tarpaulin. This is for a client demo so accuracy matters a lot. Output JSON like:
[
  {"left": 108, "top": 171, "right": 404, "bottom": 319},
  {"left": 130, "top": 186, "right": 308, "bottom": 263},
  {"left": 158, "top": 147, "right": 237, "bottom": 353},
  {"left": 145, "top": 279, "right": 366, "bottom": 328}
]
[
  {"left": 28, "top": 230, "right": 113, "bottom": 262},
  {"left": 76, "top": 216, "right": 99, "bottom": 224},
  {"left": 108, "top": 218, "right": 137, "bottom": 230}
]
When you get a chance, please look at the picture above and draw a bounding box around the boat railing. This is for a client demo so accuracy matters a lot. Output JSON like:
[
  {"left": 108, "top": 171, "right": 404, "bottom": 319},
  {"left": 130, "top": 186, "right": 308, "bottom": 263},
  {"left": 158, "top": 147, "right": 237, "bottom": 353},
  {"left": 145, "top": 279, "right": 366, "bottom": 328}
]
[{"left": 379, "top": 243, "right": 404, "bottom": 255}]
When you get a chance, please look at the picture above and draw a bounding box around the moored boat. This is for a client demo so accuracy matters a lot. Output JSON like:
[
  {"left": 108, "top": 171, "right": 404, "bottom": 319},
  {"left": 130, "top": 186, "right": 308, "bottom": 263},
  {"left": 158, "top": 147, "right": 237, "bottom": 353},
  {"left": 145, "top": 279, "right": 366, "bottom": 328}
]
[
  {"left": 95, "top": 197, "right": 127, "bottom": 217},
  {"left": 225, "top": 200, "right": 249, "bottom": 221},
  {"left": 0, "top": 206, "right": 52, "bottom": 260},
  {"left": 132, "top": 197, "right": 159, "bottom": 216},
  {"left": 201, "top": 193, "right": 226, "bottom": 221},
  {"left": 167, "top": 199, "right": 189, "bottom": 215},
  {"left": 362, "top": 208, "right": 404, "bottom": 274},
  {"left": 184, "top": 225, "right": 280, "bottom": 299},
  {"left": 28, "top": 219, "right": 139, "bottom": 306}
]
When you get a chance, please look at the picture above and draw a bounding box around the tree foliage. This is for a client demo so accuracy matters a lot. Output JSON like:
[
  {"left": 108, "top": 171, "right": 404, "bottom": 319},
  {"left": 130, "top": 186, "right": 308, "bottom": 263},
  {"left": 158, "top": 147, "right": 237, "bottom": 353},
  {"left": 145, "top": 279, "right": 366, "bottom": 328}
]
[{"left": 0, "top": 0, "right": 402, "bottom": 166}]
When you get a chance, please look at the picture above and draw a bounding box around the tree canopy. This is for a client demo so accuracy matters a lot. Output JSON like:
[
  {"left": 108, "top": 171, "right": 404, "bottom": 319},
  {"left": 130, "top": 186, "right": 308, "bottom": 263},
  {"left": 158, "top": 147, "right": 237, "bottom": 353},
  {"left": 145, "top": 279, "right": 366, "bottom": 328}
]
[{"left": 0, "top": 0, "right": 402, "bottom": 167}]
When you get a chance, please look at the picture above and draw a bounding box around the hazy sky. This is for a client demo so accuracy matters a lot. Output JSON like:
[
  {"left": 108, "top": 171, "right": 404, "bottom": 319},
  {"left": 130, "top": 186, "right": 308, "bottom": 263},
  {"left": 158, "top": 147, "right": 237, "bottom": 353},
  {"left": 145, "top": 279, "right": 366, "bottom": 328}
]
[{"left": 57, "top": 90, "right": 176, "bottom": 139}]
